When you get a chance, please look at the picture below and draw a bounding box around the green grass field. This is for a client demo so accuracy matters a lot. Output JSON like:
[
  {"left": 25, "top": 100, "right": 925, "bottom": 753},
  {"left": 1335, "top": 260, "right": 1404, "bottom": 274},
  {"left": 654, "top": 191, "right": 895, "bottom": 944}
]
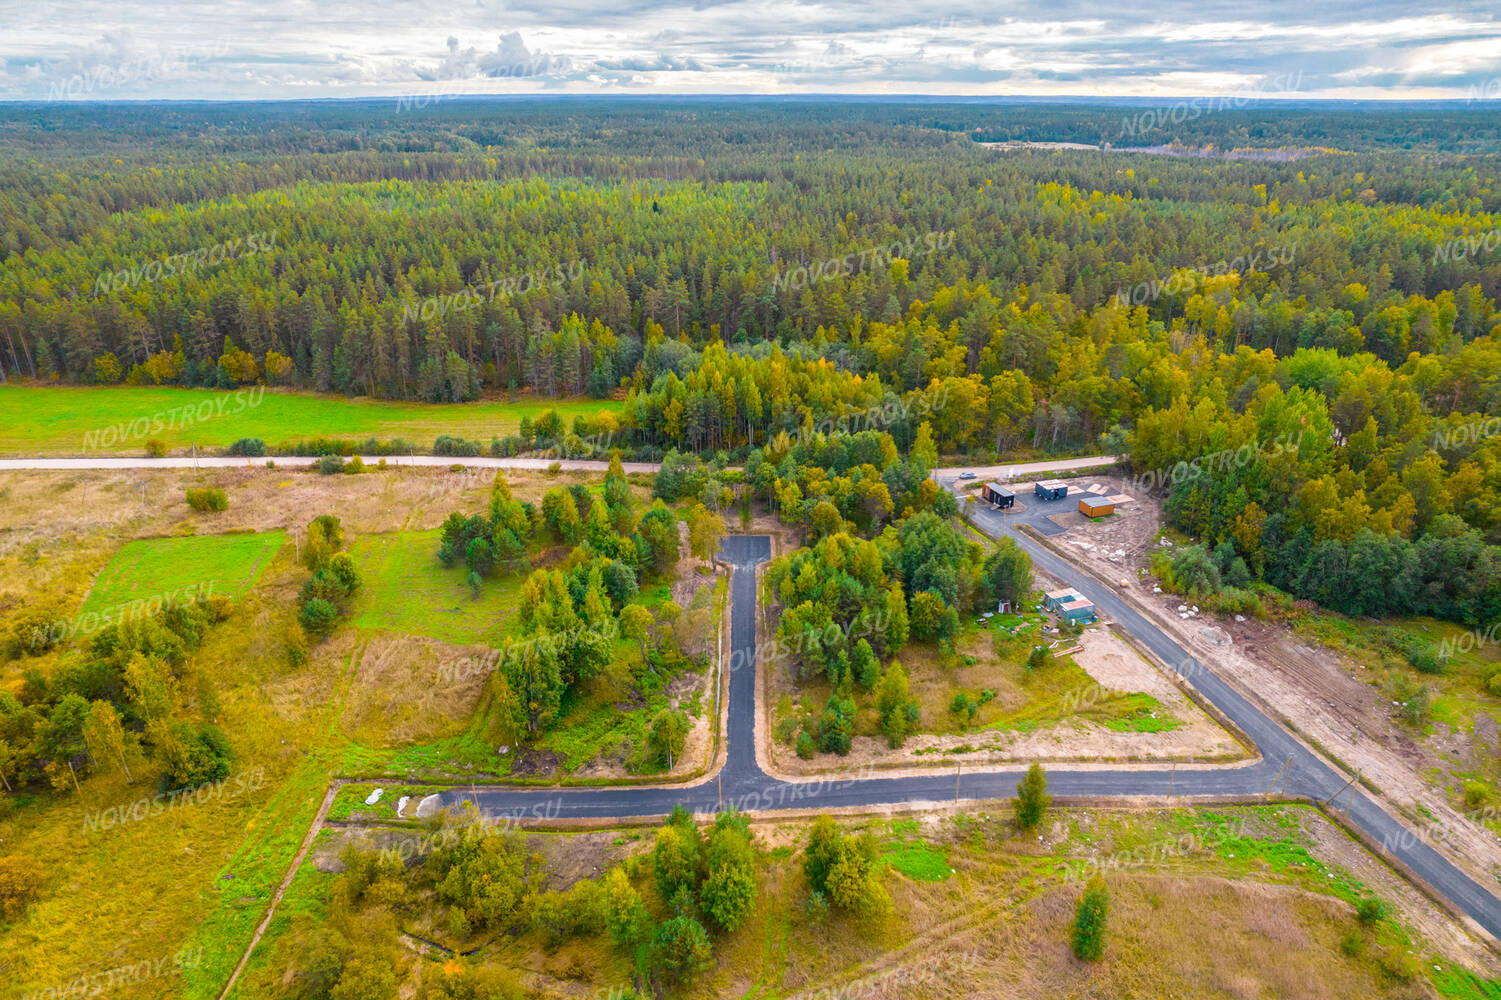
[
  {"left": 0, "top": 385, "right": 623, "bottom": 455},
  {"left": 348, "top": 529, "right": 525, "bottom": 645},
  {"left": 80, "top": 531, "right": 285, "bottom": 615}
]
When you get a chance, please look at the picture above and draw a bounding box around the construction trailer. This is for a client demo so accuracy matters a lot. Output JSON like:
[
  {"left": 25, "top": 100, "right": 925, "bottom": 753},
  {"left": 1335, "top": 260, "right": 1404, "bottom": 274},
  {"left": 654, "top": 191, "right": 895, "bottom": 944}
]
[
  {"left": 1077, "top": 492, "right": 1116, "bottom": 517},
  {"left": 1034, "top": 480, "right": 1068, "bottom": 501},
  {"left": 981, "top": 482, "right": 1016, "bottom": 508}
]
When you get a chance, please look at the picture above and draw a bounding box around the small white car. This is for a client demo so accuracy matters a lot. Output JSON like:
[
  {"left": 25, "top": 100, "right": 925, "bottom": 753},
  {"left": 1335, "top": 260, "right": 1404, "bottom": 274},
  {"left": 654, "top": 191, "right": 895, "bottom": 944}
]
[{"left": 958, "top": 471, "right": 977, "bottom": 479}]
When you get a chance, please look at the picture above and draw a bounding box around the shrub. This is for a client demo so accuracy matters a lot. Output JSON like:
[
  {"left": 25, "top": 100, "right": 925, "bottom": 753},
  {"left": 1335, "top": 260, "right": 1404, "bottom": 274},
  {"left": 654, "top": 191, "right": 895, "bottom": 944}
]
[
  {"left": 286, "top": 622, "right": 309, "bottom": 666},
  {"left": 328, "top": 552, "right": 361, "bottom": 594},
  {"left": 144, "top": 437, "right": 168, "bottom": 457},
  {"left": 700, "top": 817, "right": 756, "bottom": 932},
  {"left": 1356, "top": 896, "right": 1388, "bottom": 926},
  {"left": 433, "top": 435, "right": 482, "bottom": 457},
  {"left": 1016, "top": 763, "right": 1050, "bottom": 829},
  {"left": 159, "top": 722, "right": 234, "bottom": 792},
  {"left": 185, "top": 487, "right": 228, "bottom": 512},
  {"left": 804, "top": 888, "right": 828, "bottom": 925},
  {"left": 804, "top": 815, "right": 889, "bottom": 917},
  {"left": 344, "top": 455, "right": 365, "bottom": 474},
  {"left": 649, "top": 915, "right": 713, "bottom": 985},
  {"left": 648, "top": 708, "right": 690, "bottom": 769},
  {"left": 875, "top": 660, "right": 918, "bottom": 748},
  {"left": 203, "top": 594, "right": 234, "bottom": 622},
  {"left": 817, "top": 695, "right": 855, "bottom": 755},
  {"left": 1390, "top": 674, "right": 1430, "bottom": 726},
  {"left": 316, "top": 455, "right": 344, "bottom": 475},
  {"left": 1071, "top": 875, "right": 1110, "bottom": 960},
  {"left": 226, "top": 438, "right": 266, "bottom": 457},
  {"left": 1377, "top": 946, "right": 1422, "bottom": 982},
  {"left": 795, "top": 731, "right": 816, "bottom": 759},
  {"left": 0, "top": 854, "right": 44, "bottom": 919},
  {"left": 299, "top": 598, "right": 340, "bottom": 637}
]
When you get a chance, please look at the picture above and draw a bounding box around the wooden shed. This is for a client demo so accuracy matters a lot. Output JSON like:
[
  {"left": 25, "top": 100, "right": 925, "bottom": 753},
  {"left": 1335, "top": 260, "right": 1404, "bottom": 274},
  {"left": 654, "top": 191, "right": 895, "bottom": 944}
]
[
  {"left": 981, "top": 482, "right": 1016, "bottom": 508},
  {"left": 1077, "top": 492, "right": 1115, "bottom": 517}
]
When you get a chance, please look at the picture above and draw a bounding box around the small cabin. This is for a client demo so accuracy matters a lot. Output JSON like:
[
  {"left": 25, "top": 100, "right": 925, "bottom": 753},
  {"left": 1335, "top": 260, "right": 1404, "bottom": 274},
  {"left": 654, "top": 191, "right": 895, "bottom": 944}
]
[
  {"left": 1034, "top": 480, "right": 1068, "bottom": 501},
  {"left": 981, "top": 482, "right": 1016, "bottom": 508},
  {"left": 1077, "top": 492, "right": 1116, "bottom": 518},
  {"left": 1043, "top": 588, "right": 1084, "bottom": 612},
  {"left": 1059, "top": 598, "right": 1098, "bottom": 625}
]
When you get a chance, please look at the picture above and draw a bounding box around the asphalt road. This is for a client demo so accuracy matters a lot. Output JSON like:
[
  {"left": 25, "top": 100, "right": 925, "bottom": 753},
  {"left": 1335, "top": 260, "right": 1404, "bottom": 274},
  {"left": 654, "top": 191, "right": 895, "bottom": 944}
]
[
  {"left": 13, "top": 447, "right": 1495, "bottom": 937},
  {"left": 0, "top": 453, "right": 1118, "bottom": 478},
  {"left": 438, "top": 478, "right": 1501, "bottom": 941}
]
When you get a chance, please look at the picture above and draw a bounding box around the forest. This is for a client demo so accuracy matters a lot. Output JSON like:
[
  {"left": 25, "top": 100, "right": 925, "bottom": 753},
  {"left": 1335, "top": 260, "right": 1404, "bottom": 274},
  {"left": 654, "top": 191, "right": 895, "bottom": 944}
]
[{"left": 1, "top": 100, "right": 1500, "bottom": 627}]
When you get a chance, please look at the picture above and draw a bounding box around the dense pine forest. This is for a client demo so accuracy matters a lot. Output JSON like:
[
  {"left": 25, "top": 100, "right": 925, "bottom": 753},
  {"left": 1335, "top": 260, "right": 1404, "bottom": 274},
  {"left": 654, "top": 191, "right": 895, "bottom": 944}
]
[{"left": 2, "top": 100, "right": 1501, "bottom": 624}]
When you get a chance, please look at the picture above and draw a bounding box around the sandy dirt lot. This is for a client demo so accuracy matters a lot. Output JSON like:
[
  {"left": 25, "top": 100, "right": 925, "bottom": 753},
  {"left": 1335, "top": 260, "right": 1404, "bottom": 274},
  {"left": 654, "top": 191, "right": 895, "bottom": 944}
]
[
  {"left": 1038, "top": 476, "right": 1501, "bottom": 895},
  {"left": 763, "top": 622, "right": 1244, "bottom": 778}
]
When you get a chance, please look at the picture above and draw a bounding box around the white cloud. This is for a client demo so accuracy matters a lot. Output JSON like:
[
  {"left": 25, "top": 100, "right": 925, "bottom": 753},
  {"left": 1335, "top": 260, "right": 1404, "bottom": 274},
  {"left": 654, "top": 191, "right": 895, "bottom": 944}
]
[{"left": 0, "top": 1, "right": 1496, "bottom": 99}]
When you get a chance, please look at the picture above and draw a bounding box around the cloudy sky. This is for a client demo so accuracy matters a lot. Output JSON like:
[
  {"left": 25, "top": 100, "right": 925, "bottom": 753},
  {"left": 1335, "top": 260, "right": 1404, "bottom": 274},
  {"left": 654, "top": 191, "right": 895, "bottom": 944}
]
[{"left": 2, "top": 0, "right": 1499, "bottom": 102}]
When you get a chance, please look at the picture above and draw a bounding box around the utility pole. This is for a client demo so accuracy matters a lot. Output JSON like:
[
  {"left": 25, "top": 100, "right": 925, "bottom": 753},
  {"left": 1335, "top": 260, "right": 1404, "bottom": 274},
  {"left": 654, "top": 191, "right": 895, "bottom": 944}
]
[
  {"left": 1324, "top": 773, "right": 1360, "bottom": 815},
  {"left": 954, "top": 759, "right": 961, "bottom": 801},
  {"left": 1263, "top": 755, "right": 1294, "bottom": 797}
]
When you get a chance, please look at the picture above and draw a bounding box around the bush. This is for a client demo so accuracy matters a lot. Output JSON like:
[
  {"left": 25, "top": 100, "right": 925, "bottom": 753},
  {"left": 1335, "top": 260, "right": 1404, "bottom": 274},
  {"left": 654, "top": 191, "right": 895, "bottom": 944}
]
[
  {"left": 795, "top": 731, "right": 816, "bottom": 759},
  {"left": 144, "top": 437, "right": 168, "bottom": 457},
  {"left": 817, "top": 695, "right": 855, "bottom": 755},
  {"left": 1071, "top": 875, "right": 1110, "bottom": 960},
  {"left": 328, "top": 552, "right": 362, "bottom": 594},
  {"left": 286, "top": 622, "right": 309, "bottom": 666},
  {"left": 649, "top": 915, "right": 713, "bottom": 985},
  {"left": 344, "top": 455, "right": 365, "bottom": 474},
  {"left": 316, "top": 455, "right": 344, "bottom": 475},
  {"left": 1016, "top": 763, "right": 1050, "bottom": 829},
  {"left": 185, "top": 487, "right": 228, "bottom": 512},
  {"left": 160, "top": 722, "right": 234, "bottom": 792},
  {"left": 433, "top": 435, "right": 482, "bottom": 457},
  {"left": 226, "top": 438, "right": 266, "bottom": 457},
  {"left": 299, "top": 597, "right": 340, "bottom": 637},
  {"left": 1356, "top": 896, "right": 1388, "bottom": 926},
  {"left": 804, "top": 815, "right": 888, "bottom": 917},
  {"left": 203, "top": 594, "right": 234, "bottom": 622},
  {"left": 0, "top": 854, "right": 44, "bottom": 919},
  {"left": 1391, "top": 674, "right": 1430, "bottom": 726}
]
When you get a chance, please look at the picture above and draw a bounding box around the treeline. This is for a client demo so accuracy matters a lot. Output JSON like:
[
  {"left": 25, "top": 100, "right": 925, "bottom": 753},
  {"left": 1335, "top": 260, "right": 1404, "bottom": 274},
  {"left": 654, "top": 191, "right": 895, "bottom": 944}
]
[{"left": 2, "top": 107, "right": 1500, "bottom": 406}]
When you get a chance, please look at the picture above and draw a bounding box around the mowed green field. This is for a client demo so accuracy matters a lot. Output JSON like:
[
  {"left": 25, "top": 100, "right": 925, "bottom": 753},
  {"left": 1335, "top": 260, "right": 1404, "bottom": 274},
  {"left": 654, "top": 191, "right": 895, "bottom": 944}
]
[
  {"left": 0, "top": 385, "right": 623, "bottom": 455},
  {"left": 80, "top": 531, "right": 286, "bottom": 615},
  {"left": 348, "top": 529, "right": 524, "bottom": 645}
]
